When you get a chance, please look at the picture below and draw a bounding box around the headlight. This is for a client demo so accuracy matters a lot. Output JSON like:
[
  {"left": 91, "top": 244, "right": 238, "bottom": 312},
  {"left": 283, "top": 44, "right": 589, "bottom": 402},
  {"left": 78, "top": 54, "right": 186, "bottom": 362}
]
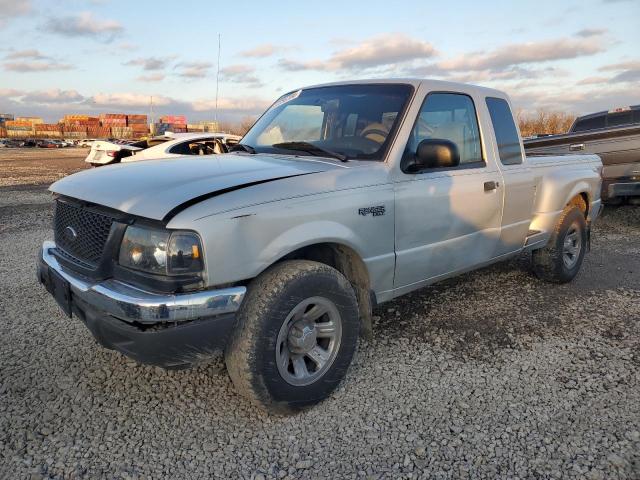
[{"left": 119, "top": 225, "right": 203, "bottom": 275}]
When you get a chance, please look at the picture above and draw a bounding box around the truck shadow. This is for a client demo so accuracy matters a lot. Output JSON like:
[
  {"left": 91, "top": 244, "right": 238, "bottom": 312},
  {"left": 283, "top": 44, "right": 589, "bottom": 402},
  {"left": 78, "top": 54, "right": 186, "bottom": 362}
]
[{"left": 371, "top": 250, "right": 639, "bottom": 361}]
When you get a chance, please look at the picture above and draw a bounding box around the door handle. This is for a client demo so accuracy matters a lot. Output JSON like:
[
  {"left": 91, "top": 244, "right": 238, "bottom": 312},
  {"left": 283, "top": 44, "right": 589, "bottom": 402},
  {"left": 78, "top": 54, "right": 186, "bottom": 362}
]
[
  {"left": 569, "top": 143, "right": 585, "bottom": 151},
  {"left": 484, "top": 180, "right": 499, "bottom": 191}
]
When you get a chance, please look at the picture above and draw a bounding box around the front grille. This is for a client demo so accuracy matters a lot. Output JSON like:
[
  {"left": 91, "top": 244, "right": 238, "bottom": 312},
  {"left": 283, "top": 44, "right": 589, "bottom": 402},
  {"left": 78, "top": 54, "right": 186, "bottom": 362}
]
[{"left": 54, "top": 200, "right": 115, "bottom": 266}]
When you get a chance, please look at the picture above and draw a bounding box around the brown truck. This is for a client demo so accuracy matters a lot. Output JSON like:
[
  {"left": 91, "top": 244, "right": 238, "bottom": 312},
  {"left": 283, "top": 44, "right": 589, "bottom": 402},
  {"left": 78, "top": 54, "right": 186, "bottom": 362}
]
[{"left": 524, "top": 106, "right": 640, "bottom": 204}]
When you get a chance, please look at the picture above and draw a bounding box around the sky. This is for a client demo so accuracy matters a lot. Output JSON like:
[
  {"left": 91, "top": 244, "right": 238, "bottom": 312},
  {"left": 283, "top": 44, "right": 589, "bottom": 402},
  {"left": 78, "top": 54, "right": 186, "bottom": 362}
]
[{"left": 0, "top": 0, "right": 639, "bottom": 123}]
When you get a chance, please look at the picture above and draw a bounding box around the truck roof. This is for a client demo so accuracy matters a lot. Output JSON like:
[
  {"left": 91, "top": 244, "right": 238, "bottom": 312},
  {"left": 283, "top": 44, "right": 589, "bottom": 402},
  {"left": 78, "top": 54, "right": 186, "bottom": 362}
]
[
  {"left": 288, "top": 78, "right": 508, "bottom": 100},
  {"left": 574, "top": 104, "right": 640, "bottom": 122}
]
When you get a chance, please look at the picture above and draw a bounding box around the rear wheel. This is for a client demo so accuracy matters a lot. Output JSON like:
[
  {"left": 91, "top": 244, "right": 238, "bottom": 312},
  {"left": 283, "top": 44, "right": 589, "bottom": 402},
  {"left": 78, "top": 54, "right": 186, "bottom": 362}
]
[
  {"left": 532, "top": 205, "right": 587, "bottom": 283},
  {"left": 225, "top": 260, "right": 360, "bottom": 414}
]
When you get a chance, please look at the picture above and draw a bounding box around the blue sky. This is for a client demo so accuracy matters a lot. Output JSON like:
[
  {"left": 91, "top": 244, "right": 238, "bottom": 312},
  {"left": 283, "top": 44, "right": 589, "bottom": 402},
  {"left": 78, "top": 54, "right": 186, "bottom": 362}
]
[{"left": 0, "top": 0, "right": 638, "bottom": 123}]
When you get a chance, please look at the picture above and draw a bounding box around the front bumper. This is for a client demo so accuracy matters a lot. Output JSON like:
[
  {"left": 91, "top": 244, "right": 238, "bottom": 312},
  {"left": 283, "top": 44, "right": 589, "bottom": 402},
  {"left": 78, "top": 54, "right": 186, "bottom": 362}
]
[{"left": 37, "top": 241, "right": 246, "bottom": 368}]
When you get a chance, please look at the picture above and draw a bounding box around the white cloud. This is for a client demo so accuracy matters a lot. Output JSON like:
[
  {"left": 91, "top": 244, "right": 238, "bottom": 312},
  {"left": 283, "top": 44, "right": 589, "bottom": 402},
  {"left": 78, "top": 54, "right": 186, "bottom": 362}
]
[
  {"left": 124, "top": 57, "right": 169, "bottom": 71},
  {"left": 0, "top": 0, "right": 31, "bottom": 25},
  {"left": 136, "top": 73, "right": 165, "bottom": 82},
  {"left": 44, "top": 12, "right": 124, "bottom": 42},
  {"left": 219, "top": 64, "right": 262, "bottom": 87},
  {"left": 4, "top": 61, "right": 73, "bottom": 72},
  {"left": 240, "top": 44, "right": 288, "bottom": 58},
  {"left": 599, "top": 60, "right": 640, "bottom": 71},
  {"left": 175, "top": 61, "right": 213, "bottom": 78},
  {"left": 5, "top": 49, "right": 49, "bottom": 61},
  {"left": 575, "top": 28, "right": 608, "bottom": 38},
  {"left": 88, "top": 92, "right": 172, "bottom": 108},
  {"left": 279, "top": 34, "right": 437, "bottom": 72},
  {"left": 438, "top": 37, "right": 603, "bottom": 72},
  {"left": 21, "top": 89, "right": 84, "bottom": 104}
]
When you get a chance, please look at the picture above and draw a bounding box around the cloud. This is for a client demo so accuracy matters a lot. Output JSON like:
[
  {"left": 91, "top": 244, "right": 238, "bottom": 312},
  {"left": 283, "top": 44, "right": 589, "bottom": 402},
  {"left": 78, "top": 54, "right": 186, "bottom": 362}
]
[
  {"left": 240, "top": 44, "right": 287, "bottom": 58},
  {"left": 191, "top": 97, "right": 270, "bottom": 113},
  {"left": 88, "top": 92, "right": 169, "bottom": 108},
  {"left": 219, "top": 64, "right": 262, "bottom": 87},
  {"left": 4, "top": 60, "right": 73, "bottom": 72},
  {"left": 575, "top": 28, "right": 608, "bottom": 37},
  {"left": 510, "top": 83, "right": 640, "bottom": 115},
  {"left": 0, "top": 0, "right": 31, "bottom": 25},
  {"left": 21, "top": 89, "right": 84, "bottom": 104},
  {"left": 44, "top": 12, "right": 123, "bottom": 42},
  {"left": 438, "top": 37, "right": 603, "bottom": 72},
  {"left": 136, "top": 73, "right": 165, "bottom": 82},
  {"left": 5, "top": 49, "right": 49, "bottom": 61},
  {"left": 0, "top": 88, "right": 24, "bottom": 97},
  {"left": 611, "top": 69, "right": 640, "bottom": 83},
  {"left": 124, "top": 57, "right": 168, "bottom": 71},
  {"left": 279, "top": 34, "right": 436, "bottom": 72},
  {"left": 576, "top": 76, "right": 609, "bottom": 85},
  {"left": 597, "top": 60, "right": 640, "bottom": 83},
  {"left": 599, "top": 60, "right": 640, "bottom": 71},
  {"left": 175, "top": 61, "right": 213, "bottom": 78}
]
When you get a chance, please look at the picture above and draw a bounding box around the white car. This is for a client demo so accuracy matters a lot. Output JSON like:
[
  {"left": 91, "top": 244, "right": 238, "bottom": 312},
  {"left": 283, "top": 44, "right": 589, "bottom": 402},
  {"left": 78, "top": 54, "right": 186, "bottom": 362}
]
[
  {"left": 84, "top": 132, "right": 241, "bottom": 166},
  {"left": 77, "top": 139, "right": 97, "bottom": 148}
]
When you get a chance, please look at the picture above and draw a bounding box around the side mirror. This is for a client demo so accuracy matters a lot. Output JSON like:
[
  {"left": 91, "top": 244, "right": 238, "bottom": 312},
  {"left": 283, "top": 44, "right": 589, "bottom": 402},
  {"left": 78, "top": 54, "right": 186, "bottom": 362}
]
[{"left": 406, "top": 139, "right": 460, "bottom": 172}]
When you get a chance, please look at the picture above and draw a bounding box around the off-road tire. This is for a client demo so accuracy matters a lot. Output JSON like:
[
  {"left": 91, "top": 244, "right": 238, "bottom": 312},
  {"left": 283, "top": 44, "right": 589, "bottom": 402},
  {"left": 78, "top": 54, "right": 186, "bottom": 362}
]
[
  {"left": 225, "top": 260, "right": 360, "bottom": 414},
  {"left": 532, "top": 205, "right": 587, "bottom": 283}
]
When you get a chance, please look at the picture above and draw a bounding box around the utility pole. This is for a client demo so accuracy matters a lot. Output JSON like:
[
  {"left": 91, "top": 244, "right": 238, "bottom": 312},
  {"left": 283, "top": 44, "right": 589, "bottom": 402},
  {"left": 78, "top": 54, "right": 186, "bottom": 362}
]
[{"left": 215, "top": 33, "right": 221, "bottom": 128}]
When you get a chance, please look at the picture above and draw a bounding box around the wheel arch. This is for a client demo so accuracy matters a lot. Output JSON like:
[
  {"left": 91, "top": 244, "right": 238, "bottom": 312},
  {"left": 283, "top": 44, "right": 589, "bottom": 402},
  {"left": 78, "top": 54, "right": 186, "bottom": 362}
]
[{"left": 273, "top": 242, "right": 374, "bottom": 338}]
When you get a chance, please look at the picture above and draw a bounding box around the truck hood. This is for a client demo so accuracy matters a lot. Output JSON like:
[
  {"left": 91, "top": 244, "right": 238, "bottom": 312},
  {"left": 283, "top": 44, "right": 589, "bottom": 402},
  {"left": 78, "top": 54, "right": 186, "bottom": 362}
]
[{"left": 50, "top": 153, "right": 337, "bottom": 220}]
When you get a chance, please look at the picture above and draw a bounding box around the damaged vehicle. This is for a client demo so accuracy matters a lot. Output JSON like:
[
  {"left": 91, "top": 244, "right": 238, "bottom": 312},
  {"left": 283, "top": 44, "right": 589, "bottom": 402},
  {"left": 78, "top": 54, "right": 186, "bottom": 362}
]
[
  {"left": 85, "top": 132, "right": 241, "bottom": 166},
  {"left": 38, "top": 80, "right": 602, "bottom": 413}
]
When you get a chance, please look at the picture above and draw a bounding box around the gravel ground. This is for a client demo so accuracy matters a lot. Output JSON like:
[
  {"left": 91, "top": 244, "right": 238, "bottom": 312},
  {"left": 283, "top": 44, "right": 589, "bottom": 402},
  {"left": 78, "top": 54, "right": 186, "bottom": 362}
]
[
  {"left": 0, "top": 154, "right": 639, "bottom": 479},
  {"left": 0, "top": 148, "right": 88, "bottom": 187}
]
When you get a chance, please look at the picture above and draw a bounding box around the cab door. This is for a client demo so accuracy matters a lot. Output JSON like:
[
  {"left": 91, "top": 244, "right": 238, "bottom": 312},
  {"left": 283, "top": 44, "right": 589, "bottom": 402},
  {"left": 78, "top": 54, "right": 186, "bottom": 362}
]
[{"left": 393, "top": 92, "right": 504, "bottom": 290}]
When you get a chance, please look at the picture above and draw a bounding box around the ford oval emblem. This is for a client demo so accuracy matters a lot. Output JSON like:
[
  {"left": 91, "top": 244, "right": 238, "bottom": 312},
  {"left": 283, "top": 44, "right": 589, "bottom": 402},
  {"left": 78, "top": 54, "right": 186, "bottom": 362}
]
[{"left": 65, "top": 226, "right": 78, "bottom": 242}]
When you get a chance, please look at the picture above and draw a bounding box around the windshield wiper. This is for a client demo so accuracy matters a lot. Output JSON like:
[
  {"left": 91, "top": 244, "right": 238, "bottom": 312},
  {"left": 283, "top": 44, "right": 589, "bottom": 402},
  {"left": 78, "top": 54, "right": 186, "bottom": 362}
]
[
  {"left": 229, "top": 143, "right": 256, "bottom": 154},
  {"left": 272, "top": 141, "right": 349, "bottom": 162}
]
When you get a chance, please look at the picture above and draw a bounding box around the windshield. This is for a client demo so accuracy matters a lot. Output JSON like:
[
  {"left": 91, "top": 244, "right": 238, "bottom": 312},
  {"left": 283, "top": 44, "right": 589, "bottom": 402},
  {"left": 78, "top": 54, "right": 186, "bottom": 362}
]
[{"left": 242, "top": 84, "right": 414, "bottom": 161}]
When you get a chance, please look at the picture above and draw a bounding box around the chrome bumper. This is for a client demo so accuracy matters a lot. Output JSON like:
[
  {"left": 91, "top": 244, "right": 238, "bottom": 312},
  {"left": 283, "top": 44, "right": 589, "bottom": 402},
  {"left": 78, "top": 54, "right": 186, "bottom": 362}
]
[{"left": 39, "top": 241, "right": 246, "bottom": 324}]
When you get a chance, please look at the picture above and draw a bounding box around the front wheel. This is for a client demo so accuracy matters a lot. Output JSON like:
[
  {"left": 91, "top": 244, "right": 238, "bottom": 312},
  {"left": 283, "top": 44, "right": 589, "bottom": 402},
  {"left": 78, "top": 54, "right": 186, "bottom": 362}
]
[
  {"left": 532, "top": 205, "right": 587, "bottom": 283},
  {"left": 225, "top": 260, "right": 360, "bottom": 414}
]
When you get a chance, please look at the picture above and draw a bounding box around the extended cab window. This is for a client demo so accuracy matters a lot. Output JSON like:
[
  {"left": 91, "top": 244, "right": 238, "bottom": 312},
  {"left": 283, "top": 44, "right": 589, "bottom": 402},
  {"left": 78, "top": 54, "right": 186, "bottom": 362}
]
[
  {"left": 486, "top": 97, "right": 523, "bottom": 165},
  {"left": 405, "top": 93, "right": 484, "bottom": 168}
]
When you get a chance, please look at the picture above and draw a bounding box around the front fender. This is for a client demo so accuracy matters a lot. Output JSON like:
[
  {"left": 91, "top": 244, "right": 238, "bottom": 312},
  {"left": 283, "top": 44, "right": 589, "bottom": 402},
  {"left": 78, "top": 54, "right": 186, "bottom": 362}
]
[{"left": 181, "top": 185, "right": 396, "bottom": 294}]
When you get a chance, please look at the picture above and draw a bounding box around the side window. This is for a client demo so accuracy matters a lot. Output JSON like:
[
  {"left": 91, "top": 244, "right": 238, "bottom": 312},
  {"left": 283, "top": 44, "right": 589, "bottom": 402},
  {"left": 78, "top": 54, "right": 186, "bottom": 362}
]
[
  {"left": 606, "top": 111, "right": 633, "bottom": 128},
  {"left": 572, "top": 115, "right": 605, "bottom": 132},
  {"left": 168, "top": 141, "right": 193, "bottom": 155},
  {"left": 485, "top": 97, "right": 523, "bottom": 166},
  {"left": 406, "top": 93, "right": 484, "bottom": 167},
  {"left": 169, "top": 138, "right": 220, "bottom": 155}
]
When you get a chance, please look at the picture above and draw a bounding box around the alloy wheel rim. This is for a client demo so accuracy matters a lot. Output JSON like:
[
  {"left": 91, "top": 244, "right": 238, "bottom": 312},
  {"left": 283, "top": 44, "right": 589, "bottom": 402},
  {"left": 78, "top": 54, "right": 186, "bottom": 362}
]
[
  {"left": 275, "top": 296, "right": 342, "bottom": 386},
  {"left": 562, "top": 222, "right": 582, "bottom": 269}
]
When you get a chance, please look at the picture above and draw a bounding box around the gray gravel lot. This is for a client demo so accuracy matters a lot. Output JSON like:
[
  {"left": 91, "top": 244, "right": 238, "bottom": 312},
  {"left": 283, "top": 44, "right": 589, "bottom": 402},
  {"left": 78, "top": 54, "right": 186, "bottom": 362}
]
[{"left": 0, "top": 182, "right": 639, "bottom": 480}]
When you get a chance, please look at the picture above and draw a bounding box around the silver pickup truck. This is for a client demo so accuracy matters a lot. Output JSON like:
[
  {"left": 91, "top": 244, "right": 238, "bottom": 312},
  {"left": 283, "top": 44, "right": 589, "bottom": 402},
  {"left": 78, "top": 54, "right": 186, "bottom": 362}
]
[{"left": 38, "top": 79, "right": 602, "bottom": 413}]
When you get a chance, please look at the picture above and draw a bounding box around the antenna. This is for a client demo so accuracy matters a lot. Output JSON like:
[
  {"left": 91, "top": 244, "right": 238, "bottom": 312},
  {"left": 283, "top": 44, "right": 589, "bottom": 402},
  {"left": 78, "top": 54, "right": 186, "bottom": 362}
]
[
  {"left": 215, "top": 33, "right": 221, "bottom": 125},
  {"left": 149, "top": 95, "right": 154, "bottom": 134}
]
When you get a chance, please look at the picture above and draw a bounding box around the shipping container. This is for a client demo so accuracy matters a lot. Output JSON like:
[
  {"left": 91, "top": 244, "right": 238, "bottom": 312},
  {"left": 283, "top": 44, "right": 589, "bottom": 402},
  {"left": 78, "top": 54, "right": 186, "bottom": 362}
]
[
  {"left": 7, "top": 129, "right": 33, "bottom": 138},
  {"left": 159, "top": 115, "right": 187, "bottom": 125},
  {"left": 111, "top": 126, "right": 133, "bottom": 139},
  {"left": 16, "top": 116, "right": 44, "bottom": 125}
]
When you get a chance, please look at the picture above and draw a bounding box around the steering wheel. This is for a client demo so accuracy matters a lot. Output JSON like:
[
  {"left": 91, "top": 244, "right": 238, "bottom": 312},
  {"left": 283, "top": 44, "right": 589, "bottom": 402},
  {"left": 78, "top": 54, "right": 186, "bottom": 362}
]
[{"left": 359, "top": 123, "right": 390, "bottom": 145}]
